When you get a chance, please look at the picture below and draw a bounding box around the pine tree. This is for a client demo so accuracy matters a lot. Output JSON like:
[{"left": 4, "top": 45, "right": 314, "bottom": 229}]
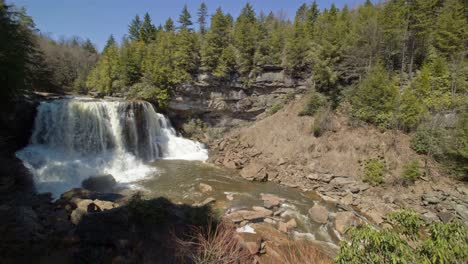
[
  {"left": 82, "top": 39, "right": 97, "bottom": 54},
  {"left": 305, "top": 0, "right": 320, "bottom": 36},
  {"left": 86, "top": 35, "right": 120, "bottom": 94},
  {"left": 233, "top": 3, "right": 258, "bottom": 75},
  {"left": 197, "top": 2, "right": 208, "bottom": 35},
  {"left": 164, "top": 18, "right": 175, "bottom": 32},
  {"left": 351, "top": 62, "right": 399, "bottom": 128},
  {"left": 201, "top": 8, "right": 231, "bottom": 72},
  {"left": 174, "top": 28, "right": 199, "bottom": 80},
  {"left": 178, "top": 4, "right": 193, "bottom": 31},
  {"left": 140, "top": 13, "right": 156, "bottom": 43},
  {"left": 128, "top": 15, "right": 142, "bottom": 41},
  {"left": 284, "top": 4, "right": 310, "bottom": 77},
  {"left": 433, "top": 0, "right": 467, "bottom": 58},
  {"left": 214, "top": 44, "right": 237, "bottom": 79}
]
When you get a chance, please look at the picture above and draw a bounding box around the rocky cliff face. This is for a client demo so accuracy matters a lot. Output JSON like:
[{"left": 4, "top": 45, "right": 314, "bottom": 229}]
[{"left": 167, "top": 70, "right": 307, "bottom": 130}]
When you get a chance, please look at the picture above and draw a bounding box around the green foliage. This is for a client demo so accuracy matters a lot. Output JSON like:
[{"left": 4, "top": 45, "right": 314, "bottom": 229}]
[
  {"left": 388, "top": 209, "right": 425, "bottom": 238},
  {"left": 398, "top": 88, "right": 427, "bottom": 131},
  {"left": 178, "top": 5, "right": 193, "bottom": 31},
  {"left": 351, "top": 63, "right": 399, "bottom": 129},
  {"left": 401, "top": 160, "right": 422, "bottom": 183},
  {"left": 233, "top": 3, "right": 258, "bottom": 75},
  {"left": 129, "top": 80, "right": 170, "bottom": 108},
  {"left": 200, "top": 8, "right": 231, "bottom": 73},
  {"left": 197, "top": 2, "right": 208, "bottom": 35},
  {"left": 419, "top": 220, "right": 468, "bottom": 264},
  {"left": 362, "top": 158, "right": 385, "bottom": 186},
  {"left": 447, "top": 109, "right": 468, "bottom": 178},
  {"left": 410, "top": 127, "right": 443, "bottom": 156},
  {"left": 267, "top": 103, "right": 283, "bottom": 115},
  {"left": 128, "top": 15, "right": 141, "bottom": 41},
  {"left": 0, "top": 2, "right": 42, "bottom": 100},
  {"left": 336, "top": 225, "right": 416, "bottom": 264},
  {"left": 299, "top": 89, "right": 327, "bottom": 116},
  {"left": 86, "top": 35, "right": 120, "bottom": 94},
  {"left": 337, "top": 211, "right": 468, "bottom": 264}
]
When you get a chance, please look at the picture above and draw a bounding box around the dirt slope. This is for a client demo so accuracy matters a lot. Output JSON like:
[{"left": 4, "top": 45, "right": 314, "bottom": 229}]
[{"left": 210, "top": 96, "right": 468, "bottom": 224}]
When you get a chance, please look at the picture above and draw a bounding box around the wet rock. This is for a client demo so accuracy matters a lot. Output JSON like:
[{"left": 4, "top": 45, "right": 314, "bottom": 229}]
[
  {"left": 224, "top": 208, "right": 273, "bottom": 223},
  {"left": 260, "top": 193, "right": 285, "bottom": 209},
  {"left": 334, "top": 212, "right": 363, "bottom": 235},
  {"left": 278, "top": 218, "right": 297, "bottom": 233},
  {"left": 70, "top": 208, "right": 87, "bottom": 225},
  {"left": 438, "top": 211, "right": 454, "bottom": 223},
  {"left": 93, "top": 200, "right": 118, "bottom": 211},
  {"left": 198, "top": 183, "right": 213, "bottom": 193},
  {"left": 240, "top": 162, "right": 268, "bottom": 181},
  {"left": 82, "top": 174, "right": 116, "bottom": 192},
  {"left": 308, "top": 204, "right": 329, "bottom": 224},
  {"left": 194, "top": 197, "right": 216, "bottom": 207}
]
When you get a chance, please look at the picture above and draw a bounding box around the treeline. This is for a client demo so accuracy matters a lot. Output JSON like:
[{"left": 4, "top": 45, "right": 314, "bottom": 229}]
[{"left": 0, "top": 0, "right": 100, "bottom": 100}]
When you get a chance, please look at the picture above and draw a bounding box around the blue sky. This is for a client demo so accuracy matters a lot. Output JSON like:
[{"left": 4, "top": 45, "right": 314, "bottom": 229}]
[{"left": 9, "top": 0, "right": 367, "bottom": 50}]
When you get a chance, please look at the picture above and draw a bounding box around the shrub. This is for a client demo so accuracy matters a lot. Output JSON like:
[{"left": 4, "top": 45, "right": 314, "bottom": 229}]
[
  {"left": 419, "top": 220, "right": 468, "bottom": 263},
  {"left": 175, "top": 221, "right": 254, "bottom": 264},
  {"left": 299, "top": 89, "right": 327, "bottom": 116},
  {"left": 129, "top": 80, "right": 170, "bottom": 108},
  {"left": 388, "top": 209, "right": 425, "bottom": 239},
  {"left": 183, "top": 118, "right": 205, "bottom": 139},
  {"left": 336, "top": 210, "right": 468, "bottom": 264},
  {"left": 270, "top": 241, "right": 329, "bottom": 264},
  {"left": 350, "top": 63, "right": 399, "bottom": 129},
  {"left": 362, "top": 158, "right": 385, "bottom": 186},
  {"left": 336, "top": 225, "right": 415, "bottom": 264},
  {"left": 267, "top": 103, "right": 283, "bottom": 115},
  {"left": 311, "top": 105, "right": 333, "bottom": 137},
  {"left": 410, "top": 127, "right": 442, "bottom": 155},
  {"left": 401, "top": 160, "right": 421, "bottom": 183}
]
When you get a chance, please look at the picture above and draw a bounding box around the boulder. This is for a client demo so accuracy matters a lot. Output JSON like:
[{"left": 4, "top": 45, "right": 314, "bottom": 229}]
[
  {"left": 260, "top": 193, "right": 285, "bottom": 209},
  {"left": 438, "top": 211, "right": 454, "bottom": 223},
  {"left": 454, "top": 204, "right": 468, "bottom": 220},
  {"left": 240, "top": 162, "right": 268, "bottom": 181},
  {"left": 235, "top": 232, "right": 262, "bottom": 255},
  {"left": 334, "top": 212, "right": 363, "bottom": 235},
  {"left": 308, "top": 204, "right": 329, "bottom": 224},
  {"left": 224, "top": 208, "right": 273, "bottom": 223},
  {"left": 198, "top": 183, "right": 213, "bottom": 193},
  {"left": 70, "top": 208, "right": 87, "bottom": 225},
  {"left": 194, "top": 197, "right": 216, "bottom": 207},
  {"left": 82, "top": 174, "right": 117, "bottom": 192},
  {"left": 93, "top": 200, "right": 118, "bottom": 211},
  {"left": 422, "top": 194, "right": 440, "bottom": 205},
  {"left": 278, "top": 218, "right": 297, "bottom": 233},
  {"left": 330, "top": 176, "right": 355, "bottom": 186}
]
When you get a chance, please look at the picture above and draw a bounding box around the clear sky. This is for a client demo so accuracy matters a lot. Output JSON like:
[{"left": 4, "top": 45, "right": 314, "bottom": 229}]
[{"left": 9, "top": 0, "right": 367, "bottom": 51}]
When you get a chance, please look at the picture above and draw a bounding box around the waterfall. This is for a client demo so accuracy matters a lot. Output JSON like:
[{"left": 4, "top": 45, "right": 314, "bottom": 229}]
[{"left": 16, "top": 98, "right": 208, "bottom": 197}]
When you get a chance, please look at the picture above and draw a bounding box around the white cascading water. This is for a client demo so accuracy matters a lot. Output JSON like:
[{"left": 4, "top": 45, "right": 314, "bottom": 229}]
[{"left": 16, "top": 98, "right": 208, "bottom": 197}]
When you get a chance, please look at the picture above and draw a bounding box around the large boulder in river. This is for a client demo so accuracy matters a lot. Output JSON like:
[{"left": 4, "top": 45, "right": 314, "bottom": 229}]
[
  {"left": 82, "top": 174, "right": 117, "bottom": 192},
  {"left": 308, "top": 204, "right": 329, "bottom": 224}
]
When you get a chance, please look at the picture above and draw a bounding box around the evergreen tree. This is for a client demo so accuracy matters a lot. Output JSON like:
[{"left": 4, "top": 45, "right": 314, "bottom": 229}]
[
  {"left": 164, "top": 18, "right": 175, "bottom": 32},
  {"left": 284, "top": 4, "right": 310, "bottom": 77},
  {"left": 233, "top": 3, "right": 258, "bottom": 75},
  {"left": 214, "top": 44, "right": 237, "bottom": 79},
  {"left": 201, "top": 8, "right": 231, "bottom": 72},
  {"left": 174, "top": 28, "right": 199, "bottom": 80},
  {"left": 197, "top": 2, "right": 208, "bottom": 35},
  {"left": 433, "top": 0, "right": 467, "bottom": 58},
  {"left": 140, "top": 13, "right": 156, "bottom": 43},
  {"left": 82, "top": 38, "right": 97, "bottom": 54},
  {"left": 178, "top": 5, "right": 193, "bottom": 31},
  {"left": 86, "top": 35, "right": 120, "bottom": 94},
  {"left": 351, "top": 63, "right": 399, "bottom": 128},
  {"left": 128, "top": 15, "right": 142, "bottom": 41}
]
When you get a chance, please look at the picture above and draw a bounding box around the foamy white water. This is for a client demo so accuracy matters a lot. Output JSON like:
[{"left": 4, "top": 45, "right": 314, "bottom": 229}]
[{"left": 16, "top": 98, "right": 208, "bottom": 197}]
